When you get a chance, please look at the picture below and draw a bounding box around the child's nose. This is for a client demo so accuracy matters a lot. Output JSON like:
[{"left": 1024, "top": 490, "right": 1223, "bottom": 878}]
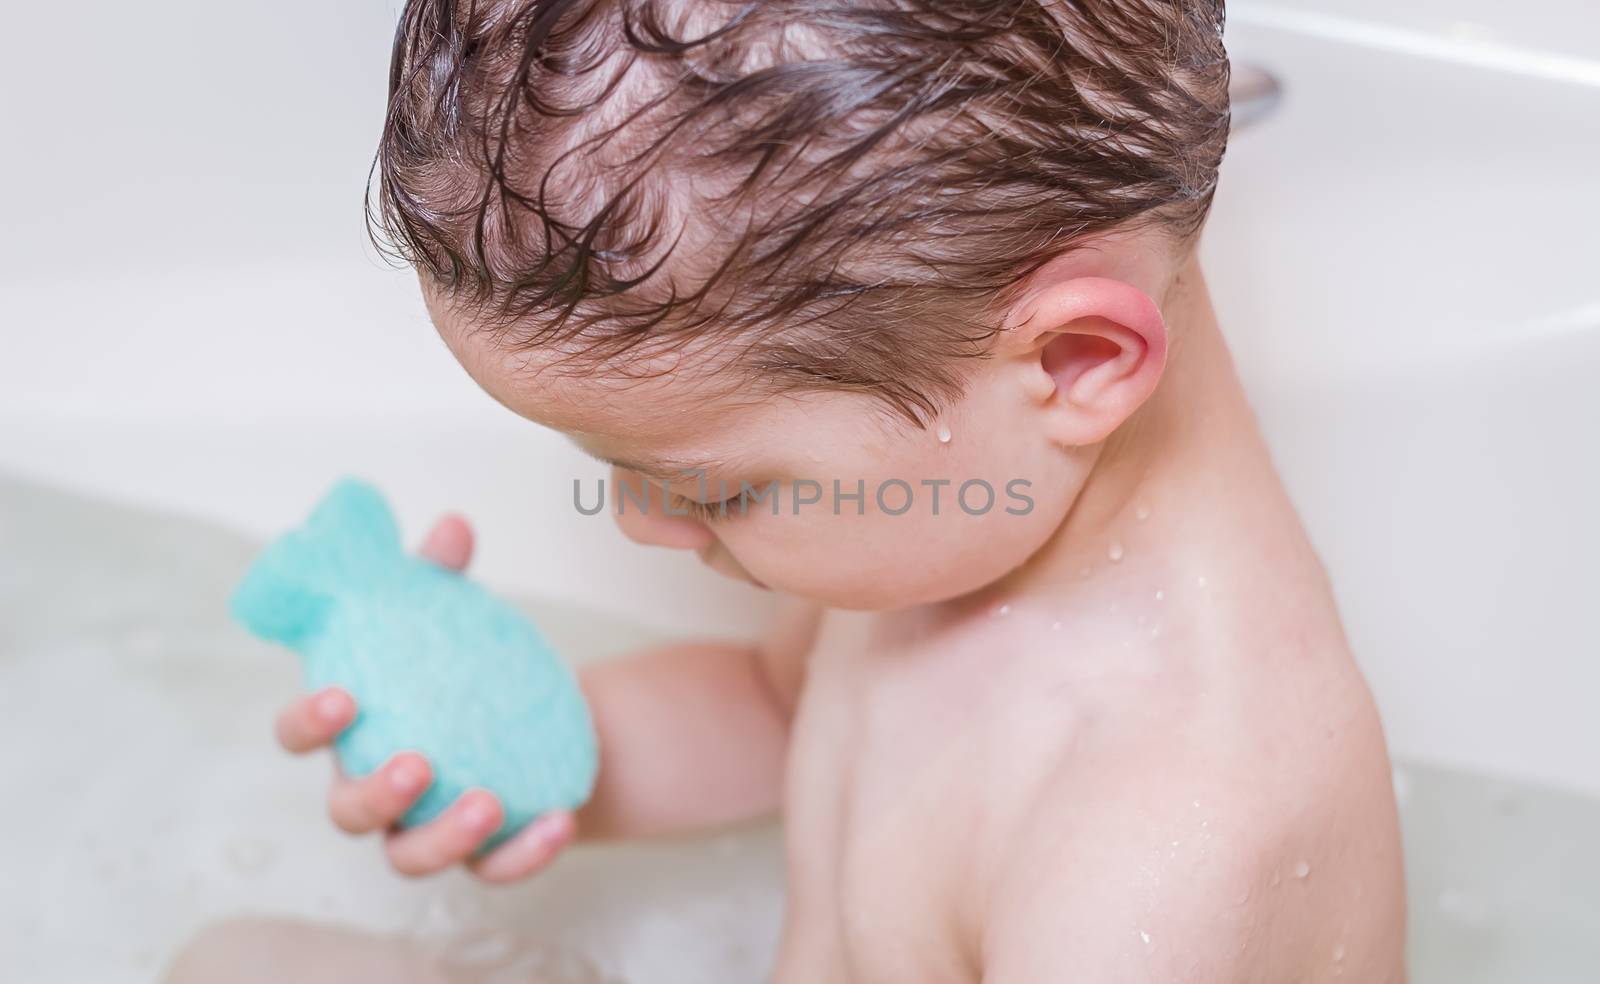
[{"left": 610, "top": 467, "right": 714, "bottom": 551}]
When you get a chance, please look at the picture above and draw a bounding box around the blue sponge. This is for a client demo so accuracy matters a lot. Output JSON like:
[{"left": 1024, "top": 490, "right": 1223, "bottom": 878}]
[{"left": 229, "top": 478, "right": 598, "bottom": 847}]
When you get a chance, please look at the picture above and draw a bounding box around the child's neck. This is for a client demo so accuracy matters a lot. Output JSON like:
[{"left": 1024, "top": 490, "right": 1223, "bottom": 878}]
[{"left": 954, "top": 257, "right": 1313, "bottom": 615}]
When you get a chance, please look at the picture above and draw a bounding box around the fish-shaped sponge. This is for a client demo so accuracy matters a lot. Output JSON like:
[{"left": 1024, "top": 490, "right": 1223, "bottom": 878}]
[{"left": 229, "top": 478, "right": 598, "bottom": 847}]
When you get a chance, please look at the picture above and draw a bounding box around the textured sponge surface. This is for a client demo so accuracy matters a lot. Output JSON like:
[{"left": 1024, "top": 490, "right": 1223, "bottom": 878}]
[{"left": 229, "top": 478, "right": 598, "bottom": 845}]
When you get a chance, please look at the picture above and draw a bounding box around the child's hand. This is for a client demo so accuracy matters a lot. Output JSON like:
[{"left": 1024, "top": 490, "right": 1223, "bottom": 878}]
[{"left": 271, "top": 514, "right": 578, "bottom": 883}]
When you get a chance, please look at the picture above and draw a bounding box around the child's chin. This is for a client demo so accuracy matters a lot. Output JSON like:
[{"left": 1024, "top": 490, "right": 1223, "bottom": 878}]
[{"left": 701, "top": 549, "right": 769, "bottom": 590}]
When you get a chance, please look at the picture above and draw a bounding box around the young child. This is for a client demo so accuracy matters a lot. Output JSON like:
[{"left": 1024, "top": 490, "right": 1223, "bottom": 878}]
[{"left": 183, "top": 1, "right": 1407, "bottom": 980}]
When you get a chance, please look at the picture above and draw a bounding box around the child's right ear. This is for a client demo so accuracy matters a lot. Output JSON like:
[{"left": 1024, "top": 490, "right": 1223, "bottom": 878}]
[{"left": 998, "top": 276, "right": 1168, "bottom": 448}]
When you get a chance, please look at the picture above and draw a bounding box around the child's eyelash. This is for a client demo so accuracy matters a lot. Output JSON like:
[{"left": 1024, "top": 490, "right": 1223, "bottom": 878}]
[{"left": 677, "top": 489, "right": 751, "bottom": 521}]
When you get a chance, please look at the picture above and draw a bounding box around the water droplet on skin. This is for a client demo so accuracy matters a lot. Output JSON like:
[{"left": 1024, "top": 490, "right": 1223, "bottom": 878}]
[
  {"left": 994, "top": 603, "right": 1011, "bottom": 617},
  {"left": 937, "top": 424, "right": 952, "bottom": 444},
  {"left": 1050, "top": 620, "right": 1062, "bottom": 631},
  {"left": 1154, "top": 590, "right": 1164, "bottom": 601},
  {"left": 1196, "top": 575, "right": 1208, "bottom": 588},
  {"left": 1108, "top": 541, "right": 1125, "bottom": 562},
  {"left": 1140, "top": 930, "right": 1152, "bottom": 946},
  {"left": 1150, "top": 626, "right": 1161, "bottom": 639},
  {"left": 1078, "top": 566, "right": 1092, "bottom": 578},
  {"left": 1136, "top": 505, "right": 1151, "bottom": 521},
  {"left": 1333, "top": 943, "right": 1346, "bottom": 962},
  {"left": 1294, "top": 860, "right": 1311, "bottom": 879}
]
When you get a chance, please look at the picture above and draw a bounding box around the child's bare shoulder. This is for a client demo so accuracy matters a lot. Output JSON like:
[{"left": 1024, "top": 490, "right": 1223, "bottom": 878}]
[{"left": 980, "top": 626, "right": 1405, "bottom": 982}]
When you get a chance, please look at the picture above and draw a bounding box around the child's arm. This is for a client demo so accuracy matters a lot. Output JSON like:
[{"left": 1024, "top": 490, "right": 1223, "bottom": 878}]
[
  {"left": 272, "top": 514, "right": 817, "bottom": 883},
  {"left": 573, "top": 593, "right": 818, "bottom": 839}
]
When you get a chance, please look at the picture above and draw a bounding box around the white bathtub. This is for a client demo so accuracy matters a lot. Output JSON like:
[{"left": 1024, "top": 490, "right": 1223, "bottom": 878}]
[{"left": 2, "top": 0, "right": 1597, "bottom": 979}]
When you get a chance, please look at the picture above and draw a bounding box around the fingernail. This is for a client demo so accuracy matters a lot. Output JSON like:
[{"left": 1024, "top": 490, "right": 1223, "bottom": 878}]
[
  {"left": 315, "top": 691, "right": 348, "bottom": 722},
  {"left": 540, "top": 815, "right": 572, "bottom": 846},
  {"left": 460, "top": 800, "right": 496, "bottom": 831},
  {"left": 388, "top": 761, "right": 423, "bottom": 793}
]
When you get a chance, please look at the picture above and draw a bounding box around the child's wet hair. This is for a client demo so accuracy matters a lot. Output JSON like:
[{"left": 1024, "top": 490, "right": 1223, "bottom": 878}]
[{"left": 371, "top": 0, "right": 1230, "bottom": 423}]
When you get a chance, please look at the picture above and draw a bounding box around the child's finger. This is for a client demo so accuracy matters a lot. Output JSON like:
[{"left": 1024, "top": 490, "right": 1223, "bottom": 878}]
[
  {"left": 468, "top": 810, "right": 576, "bottom": 884},
  {"left": 327, "top": 752, "right": 431, "bottom": 834},
  {"left": 383, "top": 789, "right": 503, "bottom": 877},
  {"left": 418, "top": 514, "right": 474, "bottom": 572},
  {"left": 275, "top": 688, "right": 355, "bottom": 754}
]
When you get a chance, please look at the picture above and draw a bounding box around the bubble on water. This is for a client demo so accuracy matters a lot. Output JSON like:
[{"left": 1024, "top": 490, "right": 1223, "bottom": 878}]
[
  {"left": 937, "top": 424, "right": 952, "bottom": 444},
  {"left": 1136, "top": 505, "right": 1151, "bottom": 521},
  {"left": 410, "top": 889, "right": 487, "bottom": 941},
  {"left": 1108, "top": 541, "right": 1125, "bottom": 562},
  {"left": 506, "top": 944, "right": 611, "bottom": 984},
  {"left": 1294, "top": 860, "right": 1311, "bottom": 879},
  {"left": 428, "top": 932, "right": 613, "bottom": 984},
  {"left": 433, "top": 928, "right": 520, "bottom": 974},
  {"left": 225, "top": 836, "right": 278, "bottom": 877}
]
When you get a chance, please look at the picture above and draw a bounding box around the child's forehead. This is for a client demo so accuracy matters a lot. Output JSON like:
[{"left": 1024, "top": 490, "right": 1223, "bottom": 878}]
[{"left": 431, "top": 305, "right": 771, "bottom": 438}]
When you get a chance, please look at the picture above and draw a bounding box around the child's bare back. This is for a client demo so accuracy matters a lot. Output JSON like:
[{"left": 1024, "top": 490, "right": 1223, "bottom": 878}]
[{"left": 171, "top": 1, "right": 1407, "bottom": 980}]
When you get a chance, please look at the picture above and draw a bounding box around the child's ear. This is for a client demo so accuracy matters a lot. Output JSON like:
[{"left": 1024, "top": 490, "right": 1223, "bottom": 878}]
[{"left": 999, "top": 276, "right": 1168, "bottom": 447}]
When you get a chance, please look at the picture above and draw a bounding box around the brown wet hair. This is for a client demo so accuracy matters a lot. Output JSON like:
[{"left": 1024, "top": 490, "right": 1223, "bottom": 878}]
[{"left": 371, "top": 0, "right": 1230, "bottom": 422}]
